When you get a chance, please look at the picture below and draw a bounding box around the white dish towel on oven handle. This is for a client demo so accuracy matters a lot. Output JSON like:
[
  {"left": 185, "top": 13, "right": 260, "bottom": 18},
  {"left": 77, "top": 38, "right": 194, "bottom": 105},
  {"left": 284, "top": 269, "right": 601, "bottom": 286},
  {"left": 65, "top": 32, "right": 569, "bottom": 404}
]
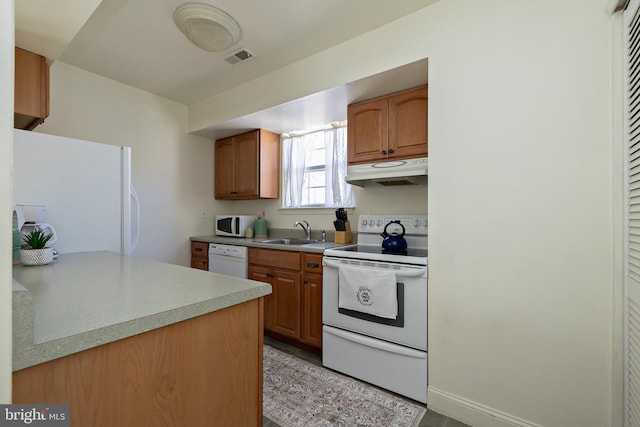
[{"left": 338, "top": 264, "right": 398, "bottom": 319}]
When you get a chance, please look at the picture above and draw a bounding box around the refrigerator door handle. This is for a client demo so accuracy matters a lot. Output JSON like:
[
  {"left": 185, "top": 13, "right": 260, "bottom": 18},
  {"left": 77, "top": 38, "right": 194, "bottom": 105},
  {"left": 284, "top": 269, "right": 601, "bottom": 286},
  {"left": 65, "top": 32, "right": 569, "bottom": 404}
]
[
  {"left": 130, "top": 185, "right": 140, "bottom": 252},
  {"left": 121, "top": 146, "right": 135, "bottom": 255}
]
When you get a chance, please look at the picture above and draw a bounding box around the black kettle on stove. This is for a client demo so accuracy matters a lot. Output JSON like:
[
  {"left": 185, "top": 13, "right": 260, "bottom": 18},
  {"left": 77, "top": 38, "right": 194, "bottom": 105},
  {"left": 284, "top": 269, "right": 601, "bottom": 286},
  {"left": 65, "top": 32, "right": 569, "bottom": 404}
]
[{"left": 380, "top": 220, "right": 408, "bottom": 251}]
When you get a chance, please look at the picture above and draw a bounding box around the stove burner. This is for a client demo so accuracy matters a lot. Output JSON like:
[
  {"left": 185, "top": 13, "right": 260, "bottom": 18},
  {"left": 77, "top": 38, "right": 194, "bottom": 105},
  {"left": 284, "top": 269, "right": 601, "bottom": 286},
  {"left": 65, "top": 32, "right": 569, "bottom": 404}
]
[{"left": 382, "top": 248, "right": 408, "bottom": 256}]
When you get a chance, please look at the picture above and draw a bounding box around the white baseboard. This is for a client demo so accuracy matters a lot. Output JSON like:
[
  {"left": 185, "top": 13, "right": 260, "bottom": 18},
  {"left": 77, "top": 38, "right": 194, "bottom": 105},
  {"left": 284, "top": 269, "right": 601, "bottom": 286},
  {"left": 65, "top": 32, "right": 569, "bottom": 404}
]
[{"left": 427, "top": 386, "right": 544, "bottom": 427}]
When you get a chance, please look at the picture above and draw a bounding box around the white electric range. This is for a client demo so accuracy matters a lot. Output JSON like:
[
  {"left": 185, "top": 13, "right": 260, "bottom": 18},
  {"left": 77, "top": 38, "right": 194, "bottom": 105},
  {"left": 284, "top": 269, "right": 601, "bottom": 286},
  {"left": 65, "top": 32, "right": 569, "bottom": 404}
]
[{"left": 322, "top": 214, "right": 428, "bottom": 403}]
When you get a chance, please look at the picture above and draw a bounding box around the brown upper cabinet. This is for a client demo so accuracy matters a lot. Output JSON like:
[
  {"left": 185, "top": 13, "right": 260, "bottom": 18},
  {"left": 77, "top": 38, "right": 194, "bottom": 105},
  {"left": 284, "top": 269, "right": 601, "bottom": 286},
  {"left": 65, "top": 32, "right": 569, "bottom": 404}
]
[
  {"left": 14, "top": 47, "right": 50, "bottom": 130},
  {"left": 347, "top": 85, "right": 428, "bottom": 165},
  {"left": 215, "top": 129, "right": 280, "bottom": 200}
]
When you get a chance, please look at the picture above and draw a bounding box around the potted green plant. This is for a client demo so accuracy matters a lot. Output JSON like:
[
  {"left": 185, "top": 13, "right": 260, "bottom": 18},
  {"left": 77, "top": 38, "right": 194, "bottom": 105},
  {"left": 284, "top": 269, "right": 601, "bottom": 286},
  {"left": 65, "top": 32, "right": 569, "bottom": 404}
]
[{"left": 21, "top": 229, "right": 55, "bottom": 266}]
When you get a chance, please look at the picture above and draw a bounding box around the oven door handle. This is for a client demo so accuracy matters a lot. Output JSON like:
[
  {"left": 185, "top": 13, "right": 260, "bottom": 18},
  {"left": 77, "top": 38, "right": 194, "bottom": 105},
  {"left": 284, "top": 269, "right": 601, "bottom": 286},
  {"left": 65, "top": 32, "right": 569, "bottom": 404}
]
[
  {"left": 324, "top": 326, "right": 426, "bottom": 358},
  {"left": 323, "top": 259, "right": 427, "bottom": 277}
]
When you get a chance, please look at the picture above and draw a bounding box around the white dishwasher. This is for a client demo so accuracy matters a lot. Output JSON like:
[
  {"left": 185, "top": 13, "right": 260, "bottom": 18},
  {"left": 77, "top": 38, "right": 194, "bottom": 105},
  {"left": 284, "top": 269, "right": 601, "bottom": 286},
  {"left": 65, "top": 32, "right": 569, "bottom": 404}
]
[{"left": 208, "top": 243, "right": 249, "bottom": 278}]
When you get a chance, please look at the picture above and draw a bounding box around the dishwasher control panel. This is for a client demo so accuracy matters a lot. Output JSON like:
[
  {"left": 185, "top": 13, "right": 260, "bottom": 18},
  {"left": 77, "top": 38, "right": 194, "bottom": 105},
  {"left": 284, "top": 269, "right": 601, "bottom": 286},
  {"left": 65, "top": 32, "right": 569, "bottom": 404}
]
[{"left": 208, "top": 243, "right": 247, "bottom": 258}]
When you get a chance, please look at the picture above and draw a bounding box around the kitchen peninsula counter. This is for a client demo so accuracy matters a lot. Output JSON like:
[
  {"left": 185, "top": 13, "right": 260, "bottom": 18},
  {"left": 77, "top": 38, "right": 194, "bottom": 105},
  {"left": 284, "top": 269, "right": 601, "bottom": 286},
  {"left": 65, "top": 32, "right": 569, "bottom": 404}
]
[
  {"left": 12, "top": 251, "right": 270, "bottom": 426},
  {"left": 12, "top": 251, "right": 271, "bottom": 370}
]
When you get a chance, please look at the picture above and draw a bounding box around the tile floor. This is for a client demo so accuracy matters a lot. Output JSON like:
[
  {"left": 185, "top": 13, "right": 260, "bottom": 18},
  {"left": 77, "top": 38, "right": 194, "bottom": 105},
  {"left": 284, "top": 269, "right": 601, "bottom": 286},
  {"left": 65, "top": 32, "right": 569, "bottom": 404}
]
[{"left": 262, "top": 336, "right": 471, "bottom": 427}]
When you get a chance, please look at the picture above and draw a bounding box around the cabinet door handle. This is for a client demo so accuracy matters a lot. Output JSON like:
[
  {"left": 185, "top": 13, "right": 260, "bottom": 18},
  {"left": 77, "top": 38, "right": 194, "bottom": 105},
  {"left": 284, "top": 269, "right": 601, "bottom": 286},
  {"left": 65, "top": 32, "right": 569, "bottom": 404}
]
[
  {"left": 306, "top": 262, "right": 319, "bottom": 268},
  {"left": 303, "top": 280, "right": 309, "bottom": 284},
  {"left": 388, "top": 148, "right": 395, "bottom": 154},
  {"left": 381, "top": 150, "right": 387, "bottom": 155},
  {"left": 195, "top": 247, "right": 203, "bottom": 252}
]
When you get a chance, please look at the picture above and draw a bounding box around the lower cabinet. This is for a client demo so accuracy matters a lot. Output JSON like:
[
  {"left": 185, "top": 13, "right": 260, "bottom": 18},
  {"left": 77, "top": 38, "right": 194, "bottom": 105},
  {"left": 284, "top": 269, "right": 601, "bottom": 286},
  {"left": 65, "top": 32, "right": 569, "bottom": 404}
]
[
  {"left": 13, "top": 299, "right": 265, "bottom": 426},
  {"left": 301, "top": 253, "right": 323, "bottom": 348},
  {"left": 191, "top": 241, "right": 209, "bottom": 270},
  {"left": 249, "top": 264, "right": 301, "bottom": 339},
  {"left": 249, "top": 247, "right": 323, "bottom": 349}
]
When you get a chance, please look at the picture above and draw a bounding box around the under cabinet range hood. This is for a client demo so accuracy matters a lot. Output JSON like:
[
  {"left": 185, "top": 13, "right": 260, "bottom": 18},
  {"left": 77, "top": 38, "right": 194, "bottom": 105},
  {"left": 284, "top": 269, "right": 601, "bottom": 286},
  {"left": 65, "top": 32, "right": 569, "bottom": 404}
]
[{"left": 345, "top": 157, "right": 428, "bottom": 187}]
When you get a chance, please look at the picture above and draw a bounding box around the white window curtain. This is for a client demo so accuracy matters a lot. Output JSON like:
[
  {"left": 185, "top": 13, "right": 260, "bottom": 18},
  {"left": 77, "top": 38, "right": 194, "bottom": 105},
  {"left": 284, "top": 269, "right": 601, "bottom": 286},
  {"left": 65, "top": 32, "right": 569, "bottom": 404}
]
[{"left": 282, "top": 123, "right": 353, "bottom": 208}]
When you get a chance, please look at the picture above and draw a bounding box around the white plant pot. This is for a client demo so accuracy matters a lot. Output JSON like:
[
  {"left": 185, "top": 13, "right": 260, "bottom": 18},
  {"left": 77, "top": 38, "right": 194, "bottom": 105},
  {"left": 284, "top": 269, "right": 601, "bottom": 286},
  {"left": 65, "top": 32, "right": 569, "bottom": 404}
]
[{"left": 21, "top": 247, "right": 54, "bottom": 266}]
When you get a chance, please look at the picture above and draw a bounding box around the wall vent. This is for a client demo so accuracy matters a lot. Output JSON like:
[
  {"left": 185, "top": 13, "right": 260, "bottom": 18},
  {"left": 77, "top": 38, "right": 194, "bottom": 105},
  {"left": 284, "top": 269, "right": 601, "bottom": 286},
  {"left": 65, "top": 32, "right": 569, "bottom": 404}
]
[{"left": 225, "top": 48, "right": 256, "bottom": 65}]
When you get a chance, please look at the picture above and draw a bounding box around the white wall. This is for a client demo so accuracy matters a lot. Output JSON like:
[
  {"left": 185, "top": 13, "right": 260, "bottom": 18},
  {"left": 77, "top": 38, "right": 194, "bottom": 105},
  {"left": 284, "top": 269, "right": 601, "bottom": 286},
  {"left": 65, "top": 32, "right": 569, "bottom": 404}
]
[
  {"left": 38, "top": 62, "right": 216, "bottom": 265},
  {"left": 0, "top": 0, "right": 13, "bottom": 404},
  {"left": 191, "top": 0, "right": 614, "bottom": 426}
]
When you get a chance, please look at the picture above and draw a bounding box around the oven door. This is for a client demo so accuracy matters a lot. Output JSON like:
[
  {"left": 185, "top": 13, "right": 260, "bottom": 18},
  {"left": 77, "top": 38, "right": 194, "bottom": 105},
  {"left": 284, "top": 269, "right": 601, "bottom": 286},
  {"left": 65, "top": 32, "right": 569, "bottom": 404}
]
[{"left": 322, "top": 256, "right": 427, "bottom": 350}]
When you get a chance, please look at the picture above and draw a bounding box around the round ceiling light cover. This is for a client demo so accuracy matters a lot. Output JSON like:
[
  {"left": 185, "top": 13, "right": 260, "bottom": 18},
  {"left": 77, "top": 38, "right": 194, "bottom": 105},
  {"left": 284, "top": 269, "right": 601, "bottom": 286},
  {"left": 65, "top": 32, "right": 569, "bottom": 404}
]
[{"left": 173, "top": 3, "right": 242, "bottom": 52}]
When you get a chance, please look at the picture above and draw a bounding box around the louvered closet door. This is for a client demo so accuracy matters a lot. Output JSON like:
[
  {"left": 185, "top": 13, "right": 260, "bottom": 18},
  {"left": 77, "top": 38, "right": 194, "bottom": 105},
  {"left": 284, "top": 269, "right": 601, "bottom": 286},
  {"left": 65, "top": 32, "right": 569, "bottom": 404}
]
[{"left": 625, "top": 1, "right": 640, "bottom": 425}]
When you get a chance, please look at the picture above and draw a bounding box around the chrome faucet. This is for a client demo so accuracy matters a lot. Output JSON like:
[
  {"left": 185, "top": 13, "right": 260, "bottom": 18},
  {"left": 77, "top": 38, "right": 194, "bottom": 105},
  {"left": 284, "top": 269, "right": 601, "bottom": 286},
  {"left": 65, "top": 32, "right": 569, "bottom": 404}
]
[{"left": 294, "top": 220, "right": 311, "bottom": 240}]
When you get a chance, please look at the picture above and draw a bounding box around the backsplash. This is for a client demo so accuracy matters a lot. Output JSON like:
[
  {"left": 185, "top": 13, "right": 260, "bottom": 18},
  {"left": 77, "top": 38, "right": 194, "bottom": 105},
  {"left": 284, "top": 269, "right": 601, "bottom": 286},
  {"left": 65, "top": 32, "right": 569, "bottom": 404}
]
[{"left": 210, "top": 183, "right": 427, "bottom": 234}]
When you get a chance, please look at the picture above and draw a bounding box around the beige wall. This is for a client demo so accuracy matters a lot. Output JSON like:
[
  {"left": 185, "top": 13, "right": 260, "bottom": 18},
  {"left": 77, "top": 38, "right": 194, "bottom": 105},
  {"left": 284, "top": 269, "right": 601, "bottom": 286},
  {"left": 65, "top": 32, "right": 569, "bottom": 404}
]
[
  {"left": 427, "top": 3, "right": 610, "bottom": 426},
  {"left": 191, "top": 0, "right": 615, "bottom": 426},
  {"left": 0, "top": 0, "right": 14, "bottom": 404}
]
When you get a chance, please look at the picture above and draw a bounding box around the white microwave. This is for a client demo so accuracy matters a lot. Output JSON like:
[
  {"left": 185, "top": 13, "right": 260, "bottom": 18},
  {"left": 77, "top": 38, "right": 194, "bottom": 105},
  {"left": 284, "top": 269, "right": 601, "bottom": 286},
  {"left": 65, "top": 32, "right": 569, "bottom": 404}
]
[{"left": 215, "top": 215, "right": 257, "bottom": 237}]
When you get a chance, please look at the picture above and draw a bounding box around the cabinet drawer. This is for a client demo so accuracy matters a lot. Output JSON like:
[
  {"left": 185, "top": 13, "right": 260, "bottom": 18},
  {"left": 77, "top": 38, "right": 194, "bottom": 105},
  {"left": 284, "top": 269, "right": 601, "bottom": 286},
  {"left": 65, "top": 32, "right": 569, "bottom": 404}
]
[
  {"left": 191, "top": 256, "right": 208, "bottom": 270},
  {"left": 191, "top": 241, "right": 209, "bottom": 258},
  {"left": 249, "top": 247, "right": 301, "bottom": 271},
  {"left": 303, "top": 253, "right": 323, "bottom": 274}
]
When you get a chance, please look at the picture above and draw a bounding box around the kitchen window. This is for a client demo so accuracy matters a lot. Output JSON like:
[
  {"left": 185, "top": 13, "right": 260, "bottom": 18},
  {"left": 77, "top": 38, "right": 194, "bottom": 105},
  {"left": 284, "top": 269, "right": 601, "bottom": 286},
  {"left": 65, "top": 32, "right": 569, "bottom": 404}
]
[{"left": 281, "top": 122, "right": 353, "bottom": 208}]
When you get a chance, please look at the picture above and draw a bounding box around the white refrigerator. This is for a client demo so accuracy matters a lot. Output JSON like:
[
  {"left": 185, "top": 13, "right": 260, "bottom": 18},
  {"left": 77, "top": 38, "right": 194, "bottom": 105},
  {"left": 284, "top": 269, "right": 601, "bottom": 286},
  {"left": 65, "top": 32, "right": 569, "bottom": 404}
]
[{"left": 13, "top": 129, "right": 139, "bottom": 255}]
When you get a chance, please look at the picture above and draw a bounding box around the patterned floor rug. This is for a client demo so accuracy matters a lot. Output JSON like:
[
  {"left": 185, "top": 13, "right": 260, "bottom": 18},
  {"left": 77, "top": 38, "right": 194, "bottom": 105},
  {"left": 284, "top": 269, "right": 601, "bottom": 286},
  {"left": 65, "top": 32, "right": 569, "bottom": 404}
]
[{"left": 263, "top": 345, "right": 426, "bottom": 427}]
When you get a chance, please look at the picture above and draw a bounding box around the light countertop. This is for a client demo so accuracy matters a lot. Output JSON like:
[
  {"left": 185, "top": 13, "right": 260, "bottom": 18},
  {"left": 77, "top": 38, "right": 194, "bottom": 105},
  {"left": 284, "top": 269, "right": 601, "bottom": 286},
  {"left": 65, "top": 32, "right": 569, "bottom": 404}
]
[{"left": 12, "top": 251, "right": 271, "bottom": 371}]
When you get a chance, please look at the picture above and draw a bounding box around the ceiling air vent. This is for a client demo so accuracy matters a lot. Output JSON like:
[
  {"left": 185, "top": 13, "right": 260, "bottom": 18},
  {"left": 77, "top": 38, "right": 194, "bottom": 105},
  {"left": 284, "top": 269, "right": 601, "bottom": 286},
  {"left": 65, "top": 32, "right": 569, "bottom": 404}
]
[{"left": 225, "top": 48, "right": 255, "bottom": 65}]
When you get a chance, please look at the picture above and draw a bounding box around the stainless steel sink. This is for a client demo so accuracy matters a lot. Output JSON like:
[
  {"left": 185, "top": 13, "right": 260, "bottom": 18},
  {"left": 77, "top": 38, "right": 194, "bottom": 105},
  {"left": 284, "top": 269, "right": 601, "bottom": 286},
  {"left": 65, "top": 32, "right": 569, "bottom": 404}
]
[{"left": 258, "top": 238, "right": 320, "bottom": 245}]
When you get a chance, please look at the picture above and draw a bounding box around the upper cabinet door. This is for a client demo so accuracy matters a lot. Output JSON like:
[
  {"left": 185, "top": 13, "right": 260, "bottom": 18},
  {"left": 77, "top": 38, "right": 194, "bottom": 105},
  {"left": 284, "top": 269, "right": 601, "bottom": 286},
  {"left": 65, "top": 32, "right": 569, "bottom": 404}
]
[
  {"left": 214, "top": 129, "right": 280, "bottom": 200},
  {"left": 347, "top": 97, "right": 388, "bottom": 164},
  {"left": 14, "top": 47, "right": 50, "bottom": 130},
  {"left": 388, "top": 85, "right": 428, "bottom": 159},
  {"left": 233, "top": 131, "right": 260, "bottom": 198},
  {"left": 347, "top": 85, "right": 428, "bottom": 165},
  {"left": 214, "top": 138, "right": 237, "bottom": 199}
]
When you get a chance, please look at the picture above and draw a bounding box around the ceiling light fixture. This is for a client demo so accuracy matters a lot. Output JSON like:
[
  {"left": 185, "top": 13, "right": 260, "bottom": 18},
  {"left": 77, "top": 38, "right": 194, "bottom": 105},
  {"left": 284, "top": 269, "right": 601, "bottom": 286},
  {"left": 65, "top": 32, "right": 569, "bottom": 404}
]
[{"left": 173, "top": 2, "right": 242, "bottom": 52}]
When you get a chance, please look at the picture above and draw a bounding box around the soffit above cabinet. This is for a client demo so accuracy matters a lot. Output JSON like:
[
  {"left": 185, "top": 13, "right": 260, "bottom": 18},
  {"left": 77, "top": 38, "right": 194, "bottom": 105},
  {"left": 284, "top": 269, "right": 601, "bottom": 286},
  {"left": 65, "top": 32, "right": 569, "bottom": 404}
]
[
  {"left": 197, "top": 59, "right": 429, "bottom": 141},
  {"left": 15, "top": 0, "right": 102, "bottom": 60}
]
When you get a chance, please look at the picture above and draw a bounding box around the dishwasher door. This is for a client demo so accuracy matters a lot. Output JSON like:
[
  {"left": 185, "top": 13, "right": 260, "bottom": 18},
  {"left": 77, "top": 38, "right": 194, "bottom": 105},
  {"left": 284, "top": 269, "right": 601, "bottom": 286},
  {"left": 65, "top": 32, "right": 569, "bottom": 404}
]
[{"left": 208, "top": 244, "right": 248, "bottom": 278}]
